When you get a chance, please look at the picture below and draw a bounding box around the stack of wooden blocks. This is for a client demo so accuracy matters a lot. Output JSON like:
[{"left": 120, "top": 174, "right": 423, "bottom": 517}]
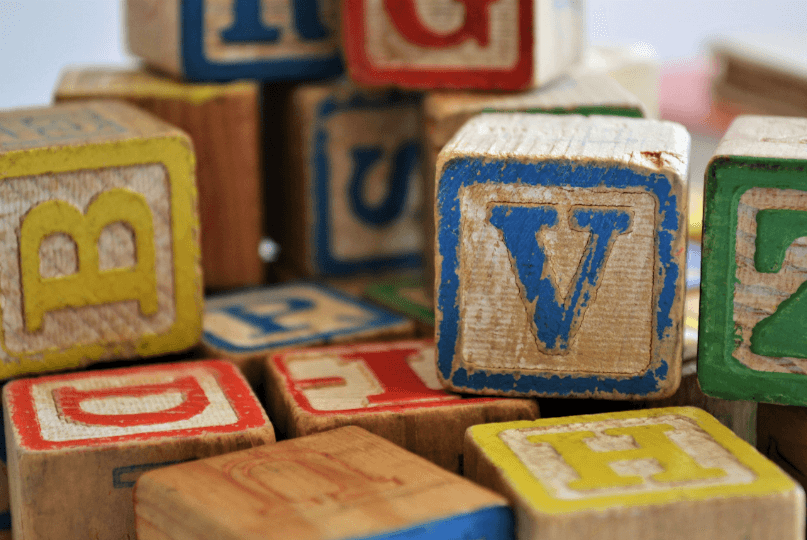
[{"left": 0, "top": 0, "right": 805, "bottom": 539}]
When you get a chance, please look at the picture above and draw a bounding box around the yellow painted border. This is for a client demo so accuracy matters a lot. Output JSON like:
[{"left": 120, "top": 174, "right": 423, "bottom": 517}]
[
  {"left": 0, "top": 136, "right": 202, "bottom": 378},
  {"left": 469, "top": 406, "right": 797, "bottom": 515}
]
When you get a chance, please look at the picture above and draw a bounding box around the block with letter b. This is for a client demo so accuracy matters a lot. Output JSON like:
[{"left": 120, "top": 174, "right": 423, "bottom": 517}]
[
  {"left": 342, "top": 0, "right": 584, "bottom": 90},
  {"left": 700, "top": 116, "right": 807, "bottom": 405},
  {"left": 3, "top": 360, "right": 276, "bottom": 540},
  {"left": 126, "top": 0, "right": 342, "bottom": 81},
  {"left": 0, "top": 101, "right": 201, "bottom": 379},
  {"left": 465, "top": 407, "right": 805, "bottom": 540},
  {"left": 435, "top": 114, "right": 688, "bottom": 399}
]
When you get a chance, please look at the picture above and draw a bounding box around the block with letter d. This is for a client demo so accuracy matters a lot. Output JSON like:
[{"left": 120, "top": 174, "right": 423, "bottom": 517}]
[
  {"left": 3, "top": 360, "right": 276, "bottom": 540},
  {"left": 342, "top": 0, "right": 584, "bottom": 90},
  {"left": 700, "top": 116, "right": 807, "bottom": 406},
  {"left": 126, "top": 0, "right": 342, "bottom": 81},
  {"left": 465, "top": 407, "right": 805, "bottom": 540},
  {"left": 0, "top": 101, "right": 201, "bottom": 379},
  {"left": 435, "top": 114, "right": 688, "bottom": 399}
]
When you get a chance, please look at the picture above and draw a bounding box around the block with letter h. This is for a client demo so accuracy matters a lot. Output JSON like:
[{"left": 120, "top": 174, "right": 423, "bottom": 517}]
[
  {"left": 435, "top": 114, "right": 688, "bottom": 399},
  {"left": 266, "top": 340, "right": 538, "bottom": 472},
  {"left": 0, "top": 101, "right": 201, "bottom": 379},
  {"left": 126, "top": 0, "right": 343, "bottom": 81},
  {"left": 700, "top": 116, "right": 807, "bottom": 406},
  {"left": 342, "top": 0, "right": 584, "bottom": 89},
  {"left": 3, "top": 360, "right": 276, "bottom": 540},
  {"left": 282, "top": 81, "right": 424, "bottom": 276},
  {"left": 465, "top": 407, "right": 805, "bottom": 540}
]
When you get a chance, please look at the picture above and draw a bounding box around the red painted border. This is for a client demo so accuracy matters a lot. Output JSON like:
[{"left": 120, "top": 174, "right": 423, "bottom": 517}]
[
  {"left": 342, "top": 0, "right": 533, "bottom": 90},
  {"left": 8, "top": 360, "right": 267, "bottom": 450},
  {"left": 272, "top": 340, "right": 501, "bottom": 415}
]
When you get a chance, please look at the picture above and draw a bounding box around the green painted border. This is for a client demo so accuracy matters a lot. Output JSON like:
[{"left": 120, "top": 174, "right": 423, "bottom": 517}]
[
  {"left": 699, "top": 155, "right": 807, "bottom": 405},
  {"left": 481, "top": 106, "right": 644, "bottom": 118},
  {"left": 365, "top": 277, "right": 435, "bottom": 327}
]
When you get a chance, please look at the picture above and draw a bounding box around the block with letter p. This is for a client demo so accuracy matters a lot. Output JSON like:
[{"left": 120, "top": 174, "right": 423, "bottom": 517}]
[
  {"left": 3, "top": 360, "right": 276, "bottom": 540},
  {"left": 435, "top": 114, "right": 688, "bottom": 399},
  {"left": 0, "top": 101, "right": 201, "bottom": 379},
  {"left": 465, "top": 408, "right": 804, "bottom": 540}
]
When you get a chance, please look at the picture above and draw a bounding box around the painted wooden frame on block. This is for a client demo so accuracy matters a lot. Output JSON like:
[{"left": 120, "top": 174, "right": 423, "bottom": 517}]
[
  {"left": 699, "top": 115, "right": 807, "bottom": 406},
  {"left": 341, "top": 0, "right": 583, "bottom": 90},
  {"left": 126, "top": 0, "right": 343, "bottom": 82},
  {"left": 464, "top": 407, "right": 804, "bottom": 540},
  {"left": 0, "top": 101, "right": 201, "bottom": 380},
  {"left": 435, "top": 114, "right": 688, "bottom": 399}
]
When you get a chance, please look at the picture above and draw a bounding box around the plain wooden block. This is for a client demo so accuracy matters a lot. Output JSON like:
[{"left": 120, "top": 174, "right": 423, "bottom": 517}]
[
  {"left": 55, "top": 67, "right": 264, "bottom": 290},
  {"left": 342, "top": 0, "right": 583, "bottom": 90},
  {"left": 135, "top": 425, "right": 514, "bottom": 540},
  {"left": 126, "top": 0, "right": 342, "bottom": 82},
  {"left": 3, "top": 360, "right": 276, "bottom": 540},
  {"left": 266, "top": 339, "right": 538, "bottom": 472},
  {"left": 364, "top": 275, "right": 434, "bottom": 336},
  {"left": 700, "top": 115, "right": 807, "bottom": 405},
  {"left": 0, "top": 100, "right": 201, "bottom": 379},
  {"left": 758, "top": 403, "right": 807, "bottom": 491},
  {"left": 203, "top": 282, "right": 415, "bottom": 386},
  {"left": 465, "top": 407, "right": 805, "bottom": 540},
  {"left": 280, "top": 81, "right": 424, "bottom": 276},
  {"left": 435, "top": 114, "right": 688, "bottom": 399},
  {"left": 422, "top": 73, "right": 647, "bottom": 302}
]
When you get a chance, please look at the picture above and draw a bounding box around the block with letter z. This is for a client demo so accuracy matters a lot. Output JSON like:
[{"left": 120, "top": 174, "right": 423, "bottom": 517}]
[{"left": 435, "top": 114, "right": 688, "bottom": 399}]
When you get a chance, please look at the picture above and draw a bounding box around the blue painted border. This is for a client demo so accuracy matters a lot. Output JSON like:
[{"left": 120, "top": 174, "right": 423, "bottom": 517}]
[
  {"left": 180, "top": 0, "right": 343, "bottom": 82},
  {"left": 203, "top": 282, "right": 408, "bottom": 353},
  {"left": 436, "top": 159, "right": 680, "bottom": 397},
  {"left": 357, "top": 505, "right": 513, "bottom": 540},
  {"left": 312, "top": 91, "right": 423, "bottom": 275}
]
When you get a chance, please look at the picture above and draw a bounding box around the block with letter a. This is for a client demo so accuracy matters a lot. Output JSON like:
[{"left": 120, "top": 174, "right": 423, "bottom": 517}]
[
  {"left": 465, "top": 407, "right": 805, "bottom": 540},
  {"left": 342, "top": 0, "right": 584, "bottom": 89},
  {"left": 435, "top": 114, "right": 688, "bottom": 399},
  {"left": 700, "top": 116, "right": 807, "bottom": 406},
  {"left": 126, "top": 0, "right": 343, "bottom": 81},
  {"left": 266, "top": 340, "right": 538, "bottom": 472},
  {"left": 0, "top": 101, "right": 202, "bottom": 380},
  {"left": 135, "top": 426, "right": 514, "bottom": 540},
  {"left": 2, "top": 360, "right": 275, "bottom": 540}
]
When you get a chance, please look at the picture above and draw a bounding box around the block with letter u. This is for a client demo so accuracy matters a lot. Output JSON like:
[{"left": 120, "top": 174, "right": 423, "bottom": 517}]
[
  {"left": 2, "top": 360, "right": 276, "bottom": 540},
  {"left": 435, "top": 114, "right": 689, "bottom": 399},
  {"left": 0, "top": 101, "right": 202, "bottom": 379}
]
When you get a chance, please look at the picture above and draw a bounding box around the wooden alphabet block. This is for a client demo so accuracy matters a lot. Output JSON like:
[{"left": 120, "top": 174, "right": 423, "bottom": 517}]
[
  {"left": 342, "top": 0, "right": 583, "bottom": 90},
  {"left": 203, "top": 282, "right": 415, "bottom": 385},
  {"left": 435, "top": 114, "right": 688, "bottom": 399},
  {"left": 3, "top": 360, "right": 275, "bottom": 540},
  {"left": 0, "top": 403, "right": 9, "bottom": 539},
  {"left": 365, "top": 275, "right": 435, "bottom": 335},
  {"left": 758, "top": 403, "right": 807, "bottom": 492},
  {"left": 266, "top": 340, "right": 538, "bottom": 472},
  {"left": 55, "top": 67, "right": 263, "bottom": 290},
  {"left": 281, "top": 82, "right": 424, "bottom": 276},
  {"left": 465, "top": 407, "right": 805, "bottom": 540},
  {"left": 126, "top": 0, "right": 342, "bottom": 82},
  {"left": 0, "top": 101, "right": 201, "bottom": 379},
  {"left": 700, "top": 115, "right": 807, "bottom": 405},
  {"left": 135, "top": 426, "right": 514, "bottom": 540},
  {"left": 422, "top": 73, "right": 647, "bottom": 301}
]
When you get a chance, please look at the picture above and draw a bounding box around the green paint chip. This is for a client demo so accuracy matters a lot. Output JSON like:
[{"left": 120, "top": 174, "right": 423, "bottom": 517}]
[{"left": 365, "top": 277, "right": 435, "bottom": 327}]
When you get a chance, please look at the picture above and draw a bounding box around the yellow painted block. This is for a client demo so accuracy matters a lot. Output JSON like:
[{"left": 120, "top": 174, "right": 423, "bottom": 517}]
[
  {"left": 465, "top": 407, "right": 805, "bottom": 540},
  {"left": 0, "top": 100, "right": 202, "bottom": 379}
]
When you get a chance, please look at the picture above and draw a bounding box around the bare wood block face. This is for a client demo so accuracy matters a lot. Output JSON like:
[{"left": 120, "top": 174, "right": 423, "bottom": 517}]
[
  {"left": 422, "top": 74, "right": 647, "bottom": 302},
  {"left": 3, "top": 360, "right": 275, "bottom": 540},
  {"left": 266, "top": 340, "right": 537, "bottom": 472},
  {"left": 282, "top": 82, "right": 424, "bottom": 276},
  {"left": 203, "top": 282, "right": 415, "bottom": 386},
  {"left": 465, "top": 407, "right": 805, "bottom": 540},
  {"left": 0, "top": 101, "right": 201, "bottom": 379},
  {"left": 342, "top": 0, "right": 583, "bottom": 89},
  {"left": 700, "top": 115, "right": 807, "bottom": 406},
  {"left": 55, "top": 67, "right": 263, "bottom": 290},
  {"left": 126, "top": 0, "right": 342, "bottom": 81},
  {"left": 435, "top": 114, "right": 688, "bottom": 399},
  {"left": 135, "top": 426, "right": 513, "bottom": 540}
]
